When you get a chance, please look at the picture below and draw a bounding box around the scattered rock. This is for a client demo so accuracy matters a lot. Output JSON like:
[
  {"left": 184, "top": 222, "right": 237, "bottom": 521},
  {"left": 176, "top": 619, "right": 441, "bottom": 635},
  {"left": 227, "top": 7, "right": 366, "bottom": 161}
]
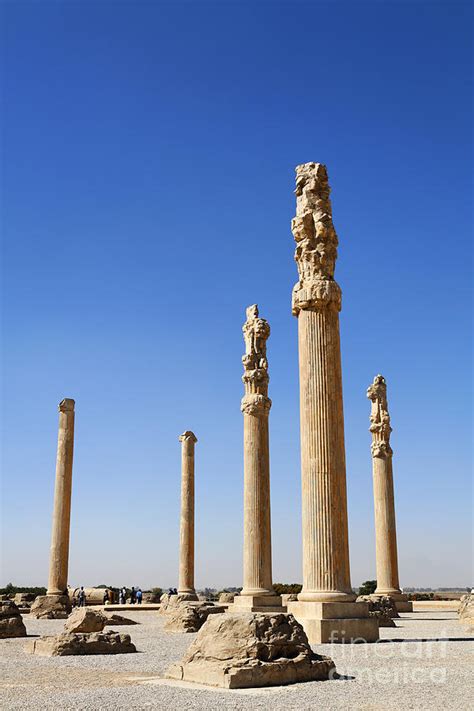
[
  {"left": 219, "top": 592, "right": 236, "bottom": 603},
  {"left": 13, "top": 593, "right": 35, "bottom": 607},
  {"left": 281, "top": 593, "right": 298, "bottom": 605},
  {"left": 167, "top": 612, "right": 335, "bottom": 688},
  {"left": 0, "top": 601, "right": 27, "bottom": 638},
  {"left": 161, "top": 596, "right": 226, "bottom": 633},
  {"left": 159, "top": 593, "right": 197, "bottom": 614},
  {"left": 64, "top": 607, "right": 106, "bottom": 633},
  {"left": 158, "top": 593, "right": 175, "bottom": 613},
  {"left": 357, "top": 595, "right": 398, "bottom": 627},
  {"left": 458, "top": 594, "right": 474, "bottom": 626},
  {"left": 104, "top": 613, "right": 138, "bottom": 626},
  {"left": 27, "top": 631, "right": 136, "bottom": 656},
  {"left": 30, "top": 595, "right": 71, "bottom": 619},
  {"left": 164, "top": 604, "right": 209, "bottom": 633}
]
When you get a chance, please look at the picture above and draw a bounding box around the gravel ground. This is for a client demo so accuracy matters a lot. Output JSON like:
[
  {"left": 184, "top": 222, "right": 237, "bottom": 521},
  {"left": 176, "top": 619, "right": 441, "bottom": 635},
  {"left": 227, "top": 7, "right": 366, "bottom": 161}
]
[{"left": 0, "top": 611, "right": 472, "bottom": 710}]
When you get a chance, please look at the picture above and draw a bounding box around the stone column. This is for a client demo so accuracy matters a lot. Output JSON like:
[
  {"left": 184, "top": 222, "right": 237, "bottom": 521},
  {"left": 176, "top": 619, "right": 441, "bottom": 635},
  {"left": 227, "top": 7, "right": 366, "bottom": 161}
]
[
  {"left": 367, "top": 375, "right": 412, "bottom": 612},
  {"left": 178, "top": 431, "right": 198, "bottom": 599},
  {"left": 47, "top": 398, "right": 75, "bottom": 596},
  {"left": 287, "top": 163, "right": 378, "bottom": 642},
  {"left": 233, "top": 305, "right": 282, "bottom": 612}
]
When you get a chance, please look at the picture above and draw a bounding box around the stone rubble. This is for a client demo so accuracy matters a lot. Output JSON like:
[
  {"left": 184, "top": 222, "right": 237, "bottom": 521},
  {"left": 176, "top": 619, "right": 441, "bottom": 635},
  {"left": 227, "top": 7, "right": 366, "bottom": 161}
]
[
  {"left": 166, "top": 612, "right": 335, "bottom": 688},
  {"left": 0, "top": 601, "right": 27, "bottom": 638}
]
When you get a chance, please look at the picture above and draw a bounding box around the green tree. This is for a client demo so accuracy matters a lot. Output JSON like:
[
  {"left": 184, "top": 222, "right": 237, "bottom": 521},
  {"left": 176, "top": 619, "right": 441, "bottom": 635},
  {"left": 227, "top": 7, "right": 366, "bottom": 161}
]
[
  {"left": 358, "top": 580, "right": 377, "bottom": 595},
  {"left": 273, "top": 583, "right": 302, "bottom": 595}
]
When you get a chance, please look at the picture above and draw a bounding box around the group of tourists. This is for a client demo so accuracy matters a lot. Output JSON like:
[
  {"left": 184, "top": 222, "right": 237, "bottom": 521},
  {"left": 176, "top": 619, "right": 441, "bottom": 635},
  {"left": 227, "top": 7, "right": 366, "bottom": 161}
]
[
  {"left": 118, "top": 586, "right": 143, "bottom": 605},
  {"left": 70, "top": 586, "right": 86, "bottom": 607}
]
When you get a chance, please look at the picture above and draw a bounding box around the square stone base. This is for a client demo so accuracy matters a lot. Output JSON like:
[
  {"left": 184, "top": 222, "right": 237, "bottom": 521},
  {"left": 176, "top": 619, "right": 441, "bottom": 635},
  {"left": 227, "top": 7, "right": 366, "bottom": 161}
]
[
  {"left": 232, "top": 595, "right": 285, "bottom": 613},
  {"left": 394, "top": 600, "right": 413, "bottom": 612},
  {"left": 369, "top": 593, "right": 413, "bottom": 613},
  {"left": 287, "top": 601, "right": 379, "bottom": 644}
]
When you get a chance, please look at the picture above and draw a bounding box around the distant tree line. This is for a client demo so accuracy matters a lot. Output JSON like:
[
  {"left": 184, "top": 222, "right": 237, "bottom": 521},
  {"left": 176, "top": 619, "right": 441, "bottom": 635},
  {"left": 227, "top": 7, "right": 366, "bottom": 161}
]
[
  {"left": 273, "top": 583, "right": 302, "bottom": 595},
  {"left": 0, "top": 582, "right": 46, "bottom": 597}
]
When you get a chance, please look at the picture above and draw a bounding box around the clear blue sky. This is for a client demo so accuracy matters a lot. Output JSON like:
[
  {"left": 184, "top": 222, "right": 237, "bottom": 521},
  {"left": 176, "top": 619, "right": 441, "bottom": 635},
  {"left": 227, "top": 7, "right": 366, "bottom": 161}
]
[{"left": 1, "top": 1, "right": 472, "bottom": 591}]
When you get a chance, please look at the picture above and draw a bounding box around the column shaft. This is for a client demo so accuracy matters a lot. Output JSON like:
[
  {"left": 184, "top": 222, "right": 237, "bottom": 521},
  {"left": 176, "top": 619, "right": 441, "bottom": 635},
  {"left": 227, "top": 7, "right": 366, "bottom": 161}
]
[
  {"left": 178, "top": 432, "right": 197, "bottom": 595},
  {"left": 242, "top": 411, "right": 273, "bottom": 595},
  {"left": 298, "top": 308, "right": 353, "bottom": 601},
  {"left": 47, "top": 398, "right": 75, "bottom": 596},
  {"left": 372, "top": 455, "right": 400, "bottom": 594}
]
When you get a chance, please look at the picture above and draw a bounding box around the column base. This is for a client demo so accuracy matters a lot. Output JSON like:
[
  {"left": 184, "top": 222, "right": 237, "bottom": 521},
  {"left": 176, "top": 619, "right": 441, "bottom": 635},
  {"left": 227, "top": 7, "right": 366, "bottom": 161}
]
[
  {"left": 232, "top": 594, "right": 285, "bottom": 613},
  {"left": 287, "top": 601, "right": 379, "bottom": 644},
  {"left": 371, "top": 592, "right": 413, "bottom": 613},
  {"left": 177, "top": 592, "right": 199, "bottom": 602},
  {"left": 30, "top": 594, "right": 71, "bottom": 619}
]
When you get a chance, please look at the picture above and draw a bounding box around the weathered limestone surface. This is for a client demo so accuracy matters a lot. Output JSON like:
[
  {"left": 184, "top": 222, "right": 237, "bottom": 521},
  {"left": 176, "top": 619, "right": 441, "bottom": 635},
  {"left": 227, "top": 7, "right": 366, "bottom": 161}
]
[
  {"left": 30, "top": 594, "right": 71, "bottom": 619},
  {"left": 178, "top": 431, "right": 198, "bottom": 600},
  {"left": 166, "top": 612, "right": 335, "bottom": 688},
  {"left": 0, "top": 602, "right": 27, "bottom": 638},
  {"left": 163, "top": 602, "right": 225, "bottom": 633},
  {"left": 367, "top": 376, "right": 412, "bottom": 613},
  {"left": 27, "top": 631, "right": 136, "bottom": 656},
  {"left": 458, "top": 594, "right": 474, "bottom": 626},
  {"left": 47, "top": 398, "right": 75, "bottom": 597},
  {"left": 64, "top": 607, "right": 106, "bottom": 633},
  {"left": 234, "top": 306, "right": 282, "bottom": 612},
  {"left": 161, "top": 595, "right": 225, "bottom": 632},
  {"left": 288, "top": 162, "right": 378, "bottom": 643},
  {"left": 13, "top": 593, "right": 35, "bottom": 608},
  {"left": 219, "top": 592, "right": 237, "bottom": 603},
  {"left": 159, "top": 593, "right": 195, "bottom": 614},
  {"left": 357, "top": 595, "right": 398, "bottom": 627}
]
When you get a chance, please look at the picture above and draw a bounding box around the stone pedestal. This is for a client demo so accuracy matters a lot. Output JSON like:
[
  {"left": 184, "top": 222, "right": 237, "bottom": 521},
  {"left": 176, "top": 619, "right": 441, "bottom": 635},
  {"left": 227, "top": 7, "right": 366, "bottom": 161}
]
[
  {"left": 47, "top": 398, "right": 75, "bottom": 597},
  {"left": 178, "top": 431, "right": 198, "bottom": 600},
  {"left": 235, "top": 306, "right": 282, "bottom": 613},
  {"left": 290, "top": 163, "right": 378, "bottom": 643},
  {"left": 287, "top": 601, "right": 379, "bottom": 644},
  {"left": 367, "top": 376, "right": 412, "bottom": 613}
]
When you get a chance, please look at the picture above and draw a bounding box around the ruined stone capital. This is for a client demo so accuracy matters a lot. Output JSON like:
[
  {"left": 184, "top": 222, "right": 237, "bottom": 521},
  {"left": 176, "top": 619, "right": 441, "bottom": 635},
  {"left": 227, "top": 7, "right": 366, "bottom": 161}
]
[
  {"left": 371, "top": 441, "right": 393, "bottom": 459},
  {"left": 242, "top": 304, "right": 270, "bottom": 398},
  {"left": 241, "top": 393, "right": 272, "bottom": 417},
  {"left": 292, "top": 278, "right": 342, "bottom": 315},
  {"left": 59, "top": 398, "right": 75, "bottom": 413},
  {"left": 179, "top": 431, "right": 198, "bottom": 443},
  {"left": 291, "top": 162, "right": 342, "bottom": 317},
  {"left": 367, "top": 375, "right": 392, "bottom": 459}
]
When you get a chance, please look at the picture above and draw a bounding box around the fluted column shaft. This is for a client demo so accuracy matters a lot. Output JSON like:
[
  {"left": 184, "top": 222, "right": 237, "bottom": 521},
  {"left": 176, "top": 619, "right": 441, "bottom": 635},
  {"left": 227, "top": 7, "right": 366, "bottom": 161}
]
[
  {"left": 297, "top": 307, "right": 354, "bottom": 601},
  {"left": 47, "top": 398, "right": 75, "bottom": 596},
  {"left": 241, "top": 404, "right": 273, "bottom": 595},
  {"left": 178, "top": 432, "right": 197, "bottom": 595},
  {"left": 372, "top": 454, "right": 400, "bottom": 594}
]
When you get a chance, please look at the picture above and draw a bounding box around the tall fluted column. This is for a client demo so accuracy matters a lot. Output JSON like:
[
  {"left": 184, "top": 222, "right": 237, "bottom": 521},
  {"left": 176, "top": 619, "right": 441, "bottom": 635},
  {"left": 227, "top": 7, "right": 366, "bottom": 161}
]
[
  {"left": 233, "top": 306, "right": 281, "bottom": 611},
  {"left": 287, "top": 163, "right": 378, "bottom": 642},
  {"left": 367, "top": 375, "right": 404, "bottom": 598},
  {"left": 178, "top": 431, "right": 198, "bottom": 598},
  {"left": 292, "top": 163, "right": 353, "bottom": 603},
  {"left": 47, "top": 398, "right": 75, "bottom": 596}
]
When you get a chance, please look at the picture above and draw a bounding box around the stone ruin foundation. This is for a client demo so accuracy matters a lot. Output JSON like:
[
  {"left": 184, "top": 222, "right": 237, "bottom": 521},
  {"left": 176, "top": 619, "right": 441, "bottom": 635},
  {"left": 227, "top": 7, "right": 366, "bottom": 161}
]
[{"left": 166, "top": 612, "right": 335, "bottom": 688}]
